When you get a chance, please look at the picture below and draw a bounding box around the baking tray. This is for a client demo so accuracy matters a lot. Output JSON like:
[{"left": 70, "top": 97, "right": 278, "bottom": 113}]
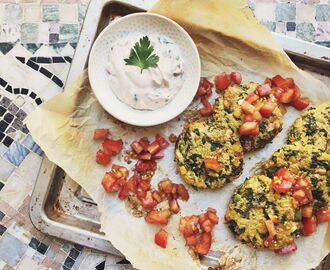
[{"left": 29, "top": 0, "right": 330, "bottom": 267}]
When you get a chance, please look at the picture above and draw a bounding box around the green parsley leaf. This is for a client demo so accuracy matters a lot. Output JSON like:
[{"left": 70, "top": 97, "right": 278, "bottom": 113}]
[{"left": 124, "top": 36, "right": 159, "bottom": 73}]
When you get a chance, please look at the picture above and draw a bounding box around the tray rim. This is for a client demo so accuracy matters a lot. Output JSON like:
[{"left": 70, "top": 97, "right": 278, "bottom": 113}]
[{"left": 29, "top": 0, "right": 330, "bottom": 258}]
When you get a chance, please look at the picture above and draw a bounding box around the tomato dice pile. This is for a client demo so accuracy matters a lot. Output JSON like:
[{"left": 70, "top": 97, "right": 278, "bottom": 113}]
[
  {"left": 195, "top": 78, "right": 214, "bottom": 117},
  {"left": 215, "top": 72, "right": 242, "bottom": 92},
  {"left": 270, "top": 167, "right": 330, "bottom": 242},
  {"left": 94, "top": 128, "right": 123, "bottom": 166},
  {"left": 268, "top": 75, "right": 309, "bottom": 110},
  {"left": 130, "top": 133, "right": 169, "bottom": 162},
  {"left": 179, "top": 208, "right": 219, "bottom": 256}
]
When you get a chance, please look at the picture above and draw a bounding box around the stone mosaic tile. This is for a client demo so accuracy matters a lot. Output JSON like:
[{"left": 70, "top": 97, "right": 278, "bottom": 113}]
[
  {"left": 0, "top": 157, "right": 14, "bottom": 182},
  {"left": 0, "top": 232, "right": 28, "bottom": 267},
  {"left": 42, "top": 4, "right": 60, "bottom": 22},
  {"left": 275, "top": 3, "right": 296, "bottom": 22},
  {"left": 59, "top": 23, "right": 79, "bottom": 43},
  {"left": 20, "top": 23, "right": 39, "bottom": 44},
  {"left": 316, "top": 4, "right": 330, "bottom": 21},
  {"left": 297, "top": 22, "right": 317, "bottom": 42},
  {"left": 5, "top": 4, "right": 22, "bottom": 24}
]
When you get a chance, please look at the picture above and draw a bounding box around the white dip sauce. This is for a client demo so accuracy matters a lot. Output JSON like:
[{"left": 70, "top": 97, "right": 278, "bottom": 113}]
[{"left": 106, "top": 34, "right": 184, "bottom": 110}]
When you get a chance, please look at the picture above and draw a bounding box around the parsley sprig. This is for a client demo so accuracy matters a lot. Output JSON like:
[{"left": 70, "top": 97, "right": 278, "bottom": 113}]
[{"left": 124, "top": 36, "right": 159, "bottom": 73}]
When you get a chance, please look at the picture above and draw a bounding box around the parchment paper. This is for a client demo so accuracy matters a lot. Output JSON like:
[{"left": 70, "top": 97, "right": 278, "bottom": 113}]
[{"left": 26, "top": 0, "right": 330, "bottom": 269}]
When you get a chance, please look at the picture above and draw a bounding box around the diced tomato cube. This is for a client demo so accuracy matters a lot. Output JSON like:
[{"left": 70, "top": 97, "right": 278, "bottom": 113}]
[
  {"left": 241, "top": 101, "right": 255, "bottom": 115},
  {"left": 130, "top": 141, "right": 144, "bottom": 154},
  {"left": 257, "top": 84, "right": 272, "bottom": 97},
  {"left": 93, "top": 129, "right": 109, "bottom": 140},
  {"left": 230, "top": 72, "right": 242, "bottom": 85},
  {"left": 139, "top": 180, "right": 151, "bottom": 192},
  {"left": 102, "top": 139, "right": 123, "bottom": 155},
  {"left": 102, "top": 172, "right": 119, "bottom": 193},
  {"left": 138, "top": 137, "right": 150, "bottom": 152},
  {"left": 293, "top": 189, "right": 309, "bottom": 205},
  {"left": 199, "top": 213, "right": 208, "bottom": 224},
  {"left": 200, "top": 97, "right": 213, "bottom": 117},
  {"left": 169, "top": 198, "right": 180, "bottom": 213},
  {"left": 147, "top": 141, "right": 161, "bottom": 155},
  {"left": 185, "top": 235, "right": 197, "bottom": 246},
  {"left": 244, "top": 111, "right": 262, "bottom": 122},
  {"left": 279, "top": 88, "right": 295, "bottom": 104},
  {"left": 152, "top": 150, "right": 164, "bottom": 160},
  {"left": 111, "top": 164, "right": 129, "bottom": 179},
  {"left": 302, "top": 216, "right": 317, "bottom": 235},
  {"left": 177, "top": 184, "right": 189, "bottom": 201},
  {"left": 138, "top": 152, "right": 152, "bottom": 160},
  {"left": 200, "top": 219, "right": 214, "bottom": 232},
  {"left": 315, "top": 206, "right": 330, "bottom": 223},
  {"left": 154, "top": 229, "right": 168, "bottom": 248},
  {"left": 272, "top": 75, "right": 294, "bottom": 88},
  {"left": 207, "top": 211, "right": 219, "bottom": 224},
  {"left": 96, "top": 150, "right": 111, "bottom": 166},
  {"left": 275, "top": 168, "right": 294, "bottom": 182},
  {"left": 272, "top": 87, "right": 285, "bottom": 101},
  {"left": 126, "top": 174, "right": 139, "bottom": 193},
  {"left": 204, "top": 159, "right": 221, "bottom": 172},
  {"left": 135, "top": 160, "right": 157, "bottom": 173},
  {"left": 202, "top": 78, "right": 214, "bottom": 89},
  {"left": 272, "top": 179, "right": 292, "bottom": 193},
  {"left": 141, "top": 191, "right": 158, "bottom": 209},
  {"left": 152, "top": 190, "right": 163, "bottom": 203},
  {"left": 245, "top": 92, "right": 259, "bottom": 104},
  {"left": 291, "top": 85, "right": 300, "bottom": 102},
  {"left": 239, "top": 121, "right": 259, "bottom": 136},
  {"left": 302, "top": 205, "right": 313, "bottom": 218},
  {"left": 275, "top": 242, "right": 297, "bottom": 255},
  {"left": 179, "top": 216, "right": 200, "bottom": 237},
  {"left": 259, "top": 102, "right": 276, "bottom": 118},
  {"left": 272, "top": 75, "right": 285, "bottom": 86},
  {"left": 136, "top": 189, "right": 146, "bottom": 200},
  {"left": 118, "top": 185, "right": 129, "bottom": 200},
  {"left": 294, "top": 177, "right": 310, "bottom": 189},
  {"left": 195, "top": 232, "right": 212, "bottom": 255},
  {"left": 158, "top": 179, "right": 176, "bottom": 194},
  {"left": 291, "top": 97, "right": 309, "bottom": 110},
  {"left": 155, "top": 133, "right": 170, "bottom": 149},
  {"left": 145, "top": 209, "right": 172, "bottom": 225},
  {"left": 215, "top": 72, "right": 231, "bottom": 92},
  {"left": 196, "top": 81, "right": 207, "bottom": 97}
]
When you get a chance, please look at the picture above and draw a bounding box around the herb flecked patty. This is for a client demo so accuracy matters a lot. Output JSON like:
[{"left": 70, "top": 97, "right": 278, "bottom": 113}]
[
  {"left": 263, "top": 144, "right": 330, "bottom": 209},
  {"left": 214, "top": 83, "right": 284, "bottom": 152},
  {"left": 175, "top": 117, "right": 244, "bottom": 189},
  {"left": 225, "top": 175, "right": 300, "bottom": 250},
  {"left": 287, "top": 102, "right": 330, "bottom": 154}
]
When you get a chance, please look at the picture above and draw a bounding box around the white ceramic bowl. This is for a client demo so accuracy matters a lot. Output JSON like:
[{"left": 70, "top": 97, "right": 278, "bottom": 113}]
[{"left": 88, "top": 13, "right": 201, "bottom": 126}]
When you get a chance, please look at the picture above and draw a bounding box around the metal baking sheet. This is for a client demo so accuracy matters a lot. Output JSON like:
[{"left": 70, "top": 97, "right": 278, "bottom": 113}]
[{"left": 29, "top": 0, "right": 330, "bottom": 267}]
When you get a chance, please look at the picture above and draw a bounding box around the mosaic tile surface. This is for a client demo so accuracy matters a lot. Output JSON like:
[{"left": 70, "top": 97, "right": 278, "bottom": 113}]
[{"left": 0, "top": 0, "right": 329, "bottom": 270}]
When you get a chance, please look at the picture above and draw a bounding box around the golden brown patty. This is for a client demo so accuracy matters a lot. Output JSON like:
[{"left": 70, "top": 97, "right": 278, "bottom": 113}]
[
  {"left": 175, "top": 115, "right": 244, "bottom": 189},
  {"left": 214, "top": 83, "right": 284, "bottom": 152},
  {"left": 287, "top": 102, "right": 330, "bottom": 154},
  {"left": 262, "top": 144, "right": 330, "bottom": 209},
  {"left": 225, "top": 175, "right": 300, "bottom": 250}
]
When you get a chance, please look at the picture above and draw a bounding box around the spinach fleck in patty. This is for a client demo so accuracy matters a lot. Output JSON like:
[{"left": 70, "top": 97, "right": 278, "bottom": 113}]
[
  {"left": 287, "top": 102, "right": 330, "bottom": 154},
  {"left": 262, "top": 144, "right": 330, "bottom": 209},
  {"left": 225, "top": 175, "right": 300, "bottom": 250}
]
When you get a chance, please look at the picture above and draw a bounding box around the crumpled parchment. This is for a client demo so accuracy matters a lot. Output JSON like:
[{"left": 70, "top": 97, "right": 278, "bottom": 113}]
[{"left": 26, "top": 0, "right": 330, "bottom": 269}]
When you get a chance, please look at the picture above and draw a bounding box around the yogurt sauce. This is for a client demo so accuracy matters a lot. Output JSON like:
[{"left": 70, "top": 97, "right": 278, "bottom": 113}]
[{"left": 106, "top": 34, "right": 184, "bottom": 110}]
